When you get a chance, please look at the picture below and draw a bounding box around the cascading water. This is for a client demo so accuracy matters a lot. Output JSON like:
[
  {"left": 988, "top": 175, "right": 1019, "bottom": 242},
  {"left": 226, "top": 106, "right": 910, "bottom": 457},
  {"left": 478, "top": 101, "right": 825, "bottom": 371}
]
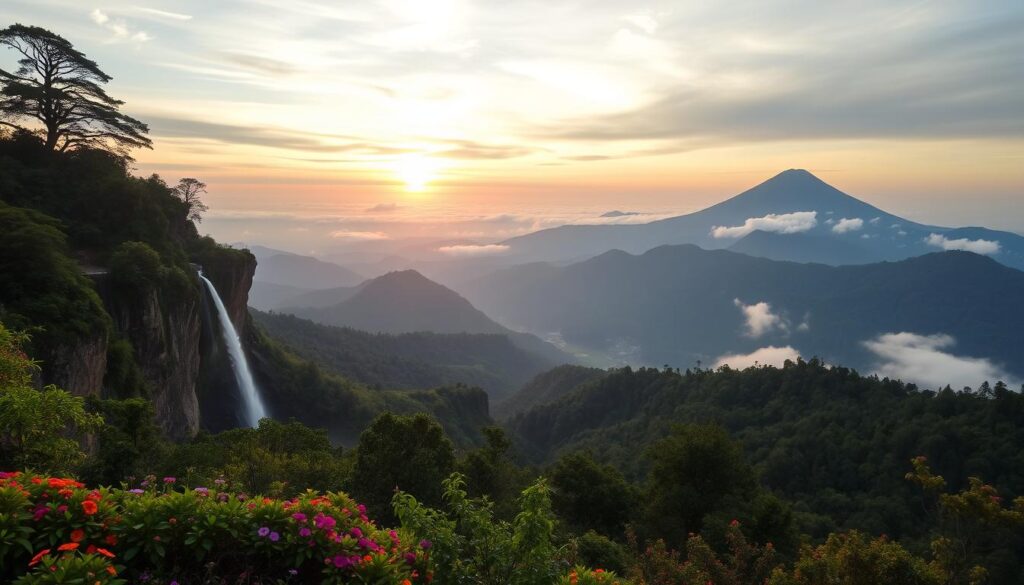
[{"left": 199, "top": 272, "right": 267, "bottom": 428}]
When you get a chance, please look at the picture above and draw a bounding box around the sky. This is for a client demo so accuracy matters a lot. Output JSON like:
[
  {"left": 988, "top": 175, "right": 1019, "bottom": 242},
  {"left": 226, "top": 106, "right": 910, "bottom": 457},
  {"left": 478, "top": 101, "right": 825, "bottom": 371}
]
[{"left": 3, "top": 0, "right": 1023, "bottom": 253}]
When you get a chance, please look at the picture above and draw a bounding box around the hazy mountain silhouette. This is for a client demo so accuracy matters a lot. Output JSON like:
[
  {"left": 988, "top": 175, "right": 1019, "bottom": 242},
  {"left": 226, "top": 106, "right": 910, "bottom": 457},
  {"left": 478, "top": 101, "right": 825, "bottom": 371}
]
[
  {"left": 281, "top": 269, "right": 572, "bottom": 365},
  {"left": 499, "top": 170, "right": 1024, "bottom": 271},
  {"left": 462, "top": 245, "right": 1024, "bottom": 381}
]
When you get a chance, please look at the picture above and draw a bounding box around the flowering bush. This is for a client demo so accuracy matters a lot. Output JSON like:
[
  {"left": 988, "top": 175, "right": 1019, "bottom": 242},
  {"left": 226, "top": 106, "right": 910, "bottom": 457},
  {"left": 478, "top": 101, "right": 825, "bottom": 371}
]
[
  {"left": 0, "top": 471, "right": 431, "bottom": 584},
  {"left": 558, "top": 567, "right": 625, "bottom": 585}
]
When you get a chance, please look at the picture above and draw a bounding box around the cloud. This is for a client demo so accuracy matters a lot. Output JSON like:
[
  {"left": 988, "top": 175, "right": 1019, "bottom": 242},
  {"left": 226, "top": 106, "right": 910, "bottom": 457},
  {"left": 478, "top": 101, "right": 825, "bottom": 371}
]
[
  {"left": 925, "top": 233, "right": 1001, "bottom": 255},
  {"left": 711, "top": 211, "right": 817, "bottom": 239},
  {"left": 329, "top": 230, "right": 390, "bottom": 240},
  {"left": 734, "top": 299, "right": 787, "bottom": 338},
  {"left": 832, "top": 217, "right": 864, "bottom": 233},
  {"left": 437, "top": 244, "right": 511, "bottom": 257},
  {"left": 90, "top": 8, "right": 151, "bottom": 42},
  {"left": 715, "top": 346, "right": 801, "bottom": 369},
  {"left": 134, "top": 7, "right": 193, "bottom": 21},
  {"left": 864, "top": 332, "right": 1018, "bottom": 389},
  {"left": 366, "top": 203, "right": 400, "bottom": 213}
]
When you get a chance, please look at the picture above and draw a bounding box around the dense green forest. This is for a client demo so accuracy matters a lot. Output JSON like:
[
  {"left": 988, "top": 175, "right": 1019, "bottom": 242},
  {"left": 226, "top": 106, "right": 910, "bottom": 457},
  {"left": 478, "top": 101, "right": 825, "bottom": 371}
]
[{"left": 252, "top": 309, "right": 557, "bottom": 403}]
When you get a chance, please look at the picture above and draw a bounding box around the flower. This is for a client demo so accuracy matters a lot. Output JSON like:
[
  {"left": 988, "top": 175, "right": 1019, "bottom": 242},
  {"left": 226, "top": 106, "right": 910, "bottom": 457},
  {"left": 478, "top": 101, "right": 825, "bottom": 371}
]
[
  {"left": 299, "top": 527, "right": 311, "bottom": 537},
  {"left": 163, "top": 477, "right": 176, "bottom": 484},
  {"left": 258, "top": 526, "right": 271, "bottom": 537},
  {"left": 70, "top": 529, "right": 85, "bottom": 542},
  {"left": 350, "top": 527, "right": 363, "bottom": 538},
  {"left": 269, "top": 531, "right": 280, "bottom": 542},
  {"left": 291, "top": 512, "right": 307, "bottom": 523},
  {"left": 57, "top": 542, "right": 79, "bottom": 551},
  {"left": 128, "top": 489, "right": 144, "bottom": 494},
  {"left": 194, "top": 487, "right": 209, "bottom": 496},
  {"left": 419, "top": 539, "right": 432, "bottom": 550},
  {"left": 105, "top": 534, "right": 118, "bottom": 546},
  {"left": 95, "top": 547, "right": 115, "bottom": 558},
  {"left": 29, "top": 549, "right": 51, "bottom": 567},
  {"left": 404, "top": 552, "right": 417, "bottom": 565},
  {"left": 81, "top": 500, "right": 98, "bottom": 515}
]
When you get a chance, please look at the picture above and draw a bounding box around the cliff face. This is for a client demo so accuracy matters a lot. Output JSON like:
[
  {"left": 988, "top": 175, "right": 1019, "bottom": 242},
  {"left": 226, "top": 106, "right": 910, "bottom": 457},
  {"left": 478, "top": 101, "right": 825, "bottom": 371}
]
[
  {"left": 41, "top": 331, "right": 108, "bottom": 397},
  {"left": 200, "top": 251, "right": 256, "bottom": 333}
]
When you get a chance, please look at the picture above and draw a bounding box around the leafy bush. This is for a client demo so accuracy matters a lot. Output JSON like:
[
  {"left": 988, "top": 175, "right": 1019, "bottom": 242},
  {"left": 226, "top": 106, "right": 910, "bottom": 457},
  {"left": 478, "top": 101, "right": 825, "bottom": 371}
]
[
  {"left": 108, "top": 241, "right": 163, "bottom": 292},
  {"left": 0, "top": 472, "right": 430, "bottom": 584}
]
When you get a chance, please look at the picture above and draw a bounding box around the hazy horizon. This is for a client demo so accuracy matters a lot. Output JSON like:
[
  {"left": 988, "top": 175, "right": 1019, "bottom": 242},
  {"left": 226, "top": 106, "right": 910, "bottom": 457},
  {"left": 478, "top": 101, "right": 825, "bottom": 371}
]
[{"left": 4, "top": 0, "right": 1023, "bottom": 251}]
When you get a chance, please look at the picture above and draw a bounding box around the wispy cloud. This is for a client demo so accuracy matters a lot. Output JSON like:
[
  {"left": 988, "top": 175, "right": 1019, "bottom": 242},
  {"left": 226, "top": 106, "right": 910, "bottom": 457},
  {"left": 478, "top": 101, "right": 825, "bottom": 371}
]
[
  {"left": 90, "top": 8, "right": 151, "bottom": 43},
  {"left": 437, "top": 244, "right": 511, "bottom": 257},
  {"left": 329, "top": 230, "right": 390, "bottom": 241},
  {"left": 864, "top": 332, "right": 1017, "bottom": 389},
  {"left": 134, "top": 7, "right": 193, "bottom": 21},
  {"left": 712, "top": 211, "right": 817, "bottom": 238}
]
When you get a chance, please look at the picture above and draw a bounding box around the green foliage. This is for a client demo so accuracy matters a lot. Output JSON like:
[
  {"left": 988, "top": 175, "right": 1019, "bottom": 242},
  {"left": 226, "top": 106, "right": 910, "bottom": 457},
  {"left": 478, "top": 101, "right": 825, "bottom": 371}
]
[
  {"left": 351, "top": 413, "right": 455, "bottom": 523},
  {"left": 510, "top": 362, "right": 1024, "bottom": 549},
  {"left": 0, "top": 201, "right": 109, "bottom": 348},
  {"left": 80, "top": 398, "right": 164, "bottom": 487},
  {"left": 0, "top": 324, "right": 103, "bottom": 474},
  {"left": 14, "top": 551, "right": 123, "bottom": 585},
  {"left": 549, "top": 452, "right": 639, "bottom": 539},
  {"left": 392, "top": 473, "right": 563, "bottom": 585},
  {"left": 626, "top": 522, "right": 779, "bottom": 585},
  {"left": 108, "top": 241, "right": 162, "bottom": 292},
  {"left": 571, "top": 531, "right": 631, "bottom": 575},
  {"left": 164, "top": 418, "right": 350, "bottom": 497},
  {"left": 101, "top": 337, "right": 147, "bottom": 399},
  {"left": 643, "top": 424, "right": 759, "bottom": 547},
  {"left": 458, "top": 427, "right": 533, "bottom": 519},
  {"left": 768, "top": 531, "right": 942, "bottom": 585}
]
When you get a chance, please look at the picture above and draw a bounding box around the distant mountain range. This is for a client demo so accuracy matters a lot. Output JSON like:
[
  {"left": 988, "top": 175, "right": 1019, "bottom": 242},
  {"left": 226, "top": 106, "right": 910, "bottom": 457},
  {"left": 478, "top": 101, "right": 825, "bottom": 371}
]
[
  {"left": 276, "top": 269, "right": 573, "bottom": 368},
  {"left": 499, "top": 170, "right": 1024, "bottom": 271},
  {"left": 462, "top": 245, "right": 1024, "bottom": 387},
  {"left": 243, "top": 244, "right": 364, "bottom": 310}
]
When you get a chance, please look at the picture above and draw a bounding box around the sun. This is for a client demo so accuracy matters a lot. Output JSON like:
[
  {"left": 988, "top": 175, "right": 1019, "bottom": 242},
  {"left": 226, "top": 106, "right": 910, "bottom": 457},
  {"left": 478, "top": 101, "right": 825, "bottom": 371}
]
[{"left": 393, "top": 155, "right": 442, "bottom": 193}]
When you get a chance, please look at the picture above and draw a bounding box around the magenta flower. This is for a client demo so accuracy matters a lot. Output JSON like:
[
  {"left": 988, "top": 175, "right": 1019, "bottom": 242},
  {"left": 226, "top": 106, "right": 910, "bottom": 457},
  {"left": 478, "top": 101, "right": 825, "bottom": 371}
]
[
  {"left": 258, "top": 526, "right": 270, "bottom": 537},
  {"left": 269, "top": 531, "right": 280, "bottom": 542},
  {"left": 420, "top": 539, "right": 432, "bottom": 550},
  {"left": 291, "top": 512, "right": 307, "bottom": 522},
  {"left": 129, "top": 488, "right": 144, "bottom": 494},
  {"left": 404, "top": 552, "right": 417, "bottom": 565},
  {"left": 299, "top": 527, "right": 311, "bottom": 537},
  {"left": 349, "top": 527, "right": 363, "bottom": 538},
  {"left": 314, "top": 513, "right": 336, "bottom": 530},
  {"left": 163, "top": 477, "right": 176, "bottom": 484}
]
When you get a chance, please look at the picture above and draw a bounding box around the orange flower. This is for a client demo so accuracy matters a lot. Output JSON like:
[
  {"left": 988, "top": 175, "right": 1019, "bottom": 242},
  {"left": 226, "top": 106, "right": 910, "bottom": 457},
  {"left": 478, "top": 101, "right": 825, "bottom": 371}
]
[
  {"left": 105, "top": 534, "right": 118, "bottom": 546},
  {"left": 106, "top": 566, "right": 117, "bottom": 576},
  {"left": 81, "top": 500, "right": 98, "bottom": 515},
  {"left": 95, "top": 547, "right": 115, "bottom": 558},
  {"left": 402, "top": 580, "right": 412, "bottom": 585},
  {"left": 29, "top": 549, "right": 51, "bottom": 566},
  {"left": 57, "top": 542, "right": 79, "bottom": 551},
  {"left": 70, "top": 529, "right": 85, "bottom": 542}
]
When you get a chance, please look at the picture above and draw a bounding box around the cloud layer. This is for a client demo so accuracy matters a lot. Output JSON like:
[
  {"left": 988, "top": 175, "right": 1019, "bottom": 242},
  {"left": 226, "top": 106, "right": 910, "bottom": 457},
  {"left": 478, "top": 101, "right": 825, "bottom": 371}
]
[
  {"left": 437, "top": 244, "right": 511, "bottom": 257},
  {"left": 925, "top": 233, "right": 1001, "bottom": 255},
  {"left": 715, "top": 346, "right": 801, "bottom": 369},
  {"left": 712, "top": 211, "right": 818, "bottom": 239},
  {"left": 864, "top": 332, "right": 1017, "bottom": 389}
]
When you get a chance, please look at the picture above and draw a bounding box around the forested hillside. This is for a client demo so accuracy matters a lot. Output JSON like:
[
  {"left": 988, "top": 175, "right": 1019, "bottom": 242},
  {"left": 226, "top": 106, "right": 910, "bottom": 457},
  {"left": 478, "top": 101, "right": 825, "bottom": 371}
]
[
  {"left": 509, "top": 361, "right": 1024, "bottom": 547},
  {"left": 252, "top": 310, "right": 559, "bottom": 403}
]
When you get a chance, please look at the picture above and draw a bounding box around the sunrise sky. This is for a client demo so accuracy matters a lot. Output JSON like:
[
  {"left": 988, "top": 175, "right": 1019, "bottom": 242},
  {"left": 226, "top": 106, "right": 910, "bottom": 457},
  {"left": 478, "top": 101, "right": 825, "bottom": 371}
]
[{"left": 4, "top": 0, "right": 1023, "bottom": 252}]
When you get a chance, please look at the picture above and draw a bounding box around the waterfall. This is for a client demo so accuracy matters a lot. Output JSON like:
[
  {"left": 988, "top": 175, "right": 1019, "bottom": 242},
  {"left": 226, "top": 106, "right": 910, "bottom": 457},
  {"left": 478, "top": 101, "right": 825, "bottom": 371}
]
[{"left": 199, "top": 272, "right": 267, "bottom": 428}]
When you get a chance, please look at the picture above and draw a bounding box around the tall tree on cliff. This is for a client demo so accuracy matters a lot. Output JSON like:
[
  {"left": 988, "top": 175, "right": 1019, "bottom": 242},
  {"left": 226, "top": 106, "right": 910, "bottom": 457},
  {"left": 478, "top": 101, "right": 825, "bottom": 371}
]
[{"left": 0, "top": 24, "right": 151, "bottom": 157}]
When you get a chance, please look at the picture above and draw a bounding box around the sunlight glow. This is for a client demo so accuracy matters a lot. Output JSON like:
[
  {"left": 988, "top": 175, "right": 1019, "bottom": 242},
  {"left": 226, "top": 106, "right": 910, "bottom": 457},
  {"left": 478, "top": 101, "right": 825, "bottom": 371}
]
[{"left": 392, "top": 154, "right": 443, "bottom": 193}]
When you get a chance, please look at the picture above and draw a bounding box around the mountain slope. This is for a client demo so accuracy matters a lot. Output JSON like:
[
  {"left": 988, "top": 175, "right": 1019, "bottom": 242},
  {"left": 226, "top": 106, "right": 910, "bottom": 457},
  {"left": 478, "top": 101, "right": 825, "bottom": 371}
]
[
  {"left": 494, "top": 364, "right": 607, "bottom": 420},
  {"left": 463, "top": 246, "right": 1024, "bottom": 384},
  {"left": 499, "top": 170, "right": 1024, "bottom": 271},
  {"left": 248, "top": 246, "right": 363, "bottom": 292},
  {"left": 282, "top": 269, "right": 573, "bottom": 366},
  {"left": 251, "top": 310, "right": 559, "bottom": 403}
]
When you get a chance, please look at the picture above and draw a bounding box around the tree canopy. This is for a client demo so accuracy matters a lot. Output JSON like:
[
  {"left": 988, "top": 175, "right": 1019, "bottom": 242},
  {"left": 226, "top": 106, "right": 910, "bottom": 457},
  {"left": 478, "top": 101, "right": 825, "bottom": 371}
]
[{"left": 0, "top": 24, "right": 151, "bottom": 157}]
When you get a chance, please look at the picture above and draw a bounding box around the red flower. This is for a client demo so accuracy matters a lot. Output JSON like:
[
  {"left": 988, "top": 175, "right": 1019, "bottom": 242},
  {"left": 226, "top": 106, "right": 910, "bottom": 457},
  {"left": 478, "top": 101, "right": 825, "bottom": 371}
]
[
  {"left": 81, "top": 500, "right": 98, "bottom": 515},
  {"left": 95, "top": 547, "right": 115, "bottom": 558},
  {"left": 29, "top": 549, "right": 51, "bottom": 566},
  {"left": 106, "top": 566, "right": 117, "bottom": 576},
  {"left": 105, "top": 534, "right": 118, "bottom": 546},
  {"left": 70, "top": 529, "right": 85, "bottom": 542},
  {"left": 57, "top": 542, "right": 79, "bottom": 551}
]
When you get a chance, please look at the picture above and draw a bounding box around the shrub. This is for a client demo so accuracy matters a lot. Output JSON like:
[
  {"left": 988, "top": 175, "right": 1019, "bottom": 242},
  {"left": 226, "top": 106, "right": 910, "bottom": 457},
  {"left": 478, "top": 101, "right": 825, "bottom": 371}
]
[
  {"left": 108, "top": 241, "right": 163, "bottom": 292},
  {"left": 0, "top": 472, "right": 430, "bottom": 584}
]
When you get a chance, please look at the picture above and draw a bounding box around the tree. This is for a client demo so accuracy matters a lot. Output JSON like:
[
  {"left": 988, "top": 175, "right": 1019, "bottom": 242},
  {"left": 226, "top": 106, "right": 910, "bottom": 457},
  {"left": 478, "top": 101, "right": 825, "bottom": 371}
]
[
  {"left": 643, "top": 424, "right": 757, "bottom": 547},
  {"left": 549, "top": 451, "right": 639, "bottom": 538},
  {"left": 350, "top": 412, "right": 456, "bottom": 523},
  {"left": 0, "top": 24, "right": 151, "bottom": 156},
  {"left": 173, "top": 177, "right": 209, "bottom": 223}
]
